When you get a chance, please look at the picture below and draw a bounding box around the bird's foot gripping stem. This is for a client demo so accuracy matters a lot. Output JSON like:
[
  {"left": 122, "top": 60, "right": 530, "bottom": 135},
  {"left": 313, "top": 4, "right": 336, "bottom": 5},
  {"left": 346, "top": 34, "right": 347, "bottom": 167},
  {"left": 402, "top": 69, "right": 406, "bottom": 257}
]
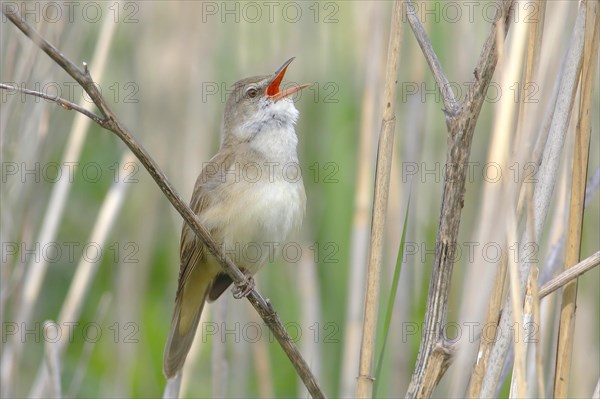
[{"left": 232, "top": 271, "right": 255, "bottom": 299}]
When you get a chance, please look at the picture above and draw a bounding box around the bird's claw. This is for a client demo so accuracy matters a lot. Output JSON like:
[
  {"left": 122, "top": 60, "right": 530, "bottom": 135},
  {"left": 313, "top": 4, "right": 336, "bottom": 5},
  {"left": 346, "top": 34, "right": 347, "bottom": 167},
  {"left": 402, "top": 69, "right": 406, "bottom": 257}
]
[{"left": 232, "top": 273, "right": 255, "bottom": 299}]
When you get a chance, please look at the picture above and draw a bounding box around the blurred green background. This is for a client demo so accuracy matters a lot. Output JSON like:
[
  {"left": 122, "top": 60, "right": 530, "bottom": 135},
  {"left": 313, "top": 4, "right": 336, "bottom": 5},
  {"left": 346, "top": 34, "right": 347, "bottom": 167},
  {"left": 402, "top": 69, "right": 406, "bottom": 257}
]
[{"left": 1, "top": 1, "right": 598, "bottom": 398}]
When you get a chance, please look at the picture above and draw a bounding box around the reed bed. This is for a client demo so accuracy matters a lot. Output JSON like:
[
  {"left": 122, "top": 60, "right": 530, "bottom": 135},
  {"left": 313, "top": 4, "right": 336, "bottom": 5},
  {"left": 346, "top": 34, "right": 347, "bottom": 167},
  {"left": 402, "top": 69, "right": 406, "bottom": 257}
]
[{"left": 1, "top": 1, "right": 598, "bottom": 398}]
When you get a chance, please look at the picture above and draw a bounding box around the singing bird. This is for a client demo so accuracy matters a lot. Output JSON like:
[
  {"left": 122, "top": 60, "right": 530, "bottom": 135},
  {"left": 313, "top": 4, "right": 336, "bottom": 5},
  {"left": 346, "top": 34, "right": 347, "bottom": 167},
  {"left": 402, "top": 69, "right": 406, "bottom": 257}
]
[{"left": 163, "top": 58, "right": 309, "bottom": 378}]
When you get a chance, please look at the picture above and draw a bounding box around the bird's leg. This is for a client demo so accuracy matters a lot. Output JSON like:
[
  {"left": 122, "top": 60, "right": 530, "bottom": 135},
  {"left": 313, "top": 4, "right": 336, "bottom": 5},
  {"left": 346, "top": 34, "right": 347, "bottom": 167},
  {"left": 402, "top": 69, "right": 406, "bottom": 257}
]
[{"left": 232, "top": 270, "right": 255, "bottom": 299}]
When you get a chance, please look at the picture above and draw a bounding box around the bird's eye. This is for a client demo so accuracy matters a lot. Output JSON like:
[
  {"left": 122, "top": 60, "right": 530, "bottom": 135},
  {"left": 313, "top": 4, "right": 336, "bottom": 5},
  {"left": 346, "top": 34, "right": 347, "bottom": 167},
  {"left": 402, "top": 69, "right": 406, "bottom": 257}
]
[{"left": 246, "top": 87, "right": 258, "bottom": 98}]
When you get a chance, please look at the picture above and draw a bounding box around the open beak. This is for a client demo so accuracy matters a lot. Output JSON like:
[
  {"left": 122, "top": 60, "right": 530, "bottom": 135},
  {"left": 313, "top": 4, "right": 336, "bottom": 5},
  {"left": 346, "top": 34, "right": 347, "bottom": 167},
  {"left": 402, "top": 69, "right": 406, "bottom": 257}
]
[{"left": 266, "top": 57, "right": 311, "bottom": 101}]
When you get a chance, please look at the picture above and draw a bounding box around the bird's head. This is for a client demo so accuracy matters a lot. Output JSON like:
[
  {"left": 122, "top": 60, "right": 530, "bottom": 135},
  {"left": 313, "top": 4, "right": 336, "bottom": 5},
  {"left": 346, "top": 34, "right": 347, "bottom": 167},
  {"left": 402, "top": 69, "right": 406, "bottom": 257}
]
[{"left": 222, "top": 57, "right": 310, "bottom": 144}]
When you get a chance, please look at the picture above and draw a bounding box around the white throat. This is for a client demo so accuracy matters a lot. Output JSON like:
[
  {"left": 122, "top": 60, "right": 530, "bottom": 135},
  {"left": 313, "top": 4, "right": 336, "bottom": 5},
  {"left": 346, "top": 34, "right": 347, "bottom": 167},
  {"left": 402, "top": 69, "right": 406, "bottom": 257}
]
[{"left": 240, "top": 98, "right": 300, "bottom": 162}]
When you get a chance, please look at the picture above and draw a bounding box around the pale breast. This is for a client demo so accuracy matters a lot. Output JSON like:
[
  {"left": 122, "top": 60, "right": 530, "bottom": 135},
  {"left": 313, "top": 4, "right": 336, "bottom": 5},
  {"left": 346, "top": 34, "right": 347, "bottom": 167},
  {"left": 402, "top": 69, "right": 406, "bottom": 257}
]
[{"left": 200, "top": 164, "right": 306, "bottom": 272}]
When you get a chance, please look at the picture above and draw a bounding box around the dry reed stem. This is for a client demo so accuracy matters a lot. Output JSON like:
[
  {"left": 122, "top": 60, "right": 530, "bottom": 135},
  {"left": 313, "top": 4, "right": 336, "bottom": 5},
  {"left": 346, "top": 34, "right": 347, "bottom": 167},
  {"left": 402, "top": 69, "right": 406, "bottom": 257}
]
[
  {"left": 456, "top": 4, "right": 529, "bottom": 388},
  {"left": 554, "top": 1, "right": 600, "bottom": 396},
  {"left": 515, "top": 0, "right": 546, "bottom": 148},
  {"left": 465, "top": 254, "right": 508, "bottom": 398},
  {"left": 514, "top": 0, "right": 547, "bottom": 222},
  {"left": 496, "top": 17, "right": 533, "bottom": 395},
  {"left": 480, "top": 3, "right": 588, "bottom": 394},
  {"left": 355, "top": 1, "right": 403, "bottom": 397},
  {"left": 463, "top": 7, "right": 538, "bottom": 384},
  {"left": 340, "top": 4, "right": 384, "bottom": 396},
  {"left": 2, "top": 8, "right": 325, "bottom": 399},
  {"left": 0, "top": 83, "right": 102, "bottom": 122},
  {"left": 405, "top": 1, "right": 514, "bottom": 396},
  {"left": 404, "top": 0, "right": 458, "bottom": 116},
  {"left": 539, "top": 251, "right": 600, "bottom": 299},
  {"left": 493, "top": 9, "right": 532, "bottom": 398},
  {"left": 506, "top": 214, "right": 526, "bottom": 399},
  {"left": 519, "top": 268, "right": 537, "bottom": 398},
  {"left": 530, "top": 267, "right": 545, "bottom": 398}
]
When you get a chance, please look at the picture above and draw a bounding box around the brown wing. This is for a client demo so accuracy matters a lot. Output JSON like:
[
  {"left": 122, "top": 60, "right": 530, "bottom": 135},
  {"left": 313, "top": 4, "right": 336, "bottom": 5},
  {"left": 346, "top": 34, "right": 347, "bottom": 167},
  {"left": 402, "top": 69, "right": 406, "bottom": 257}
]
[
  {"left": 175, "top": 149, "right": 238, "bottom": 298},
  {"left": 164, "top": 150, "right": 239, "bottom": 378}
]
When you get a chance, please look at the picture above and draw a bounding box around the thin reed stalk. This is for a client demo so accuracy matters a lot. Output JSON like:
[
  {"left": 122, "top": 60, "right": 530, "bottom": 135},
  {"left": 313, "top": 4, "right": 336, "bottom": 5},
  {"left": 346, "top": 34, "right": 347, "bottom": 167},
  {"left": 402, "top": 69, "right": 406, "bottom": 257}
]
[
  {"left": 553, "top": 1, "right": 599, "bottom": 396},
  {"left": 355, "top": 0, "right": 403, "bottom": 397},
  {"left": 468, "top": 5, "right": 530, "bottom": 397},
  {"left": 339, "top": 2, "right": 384, "bottom": 397}
]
